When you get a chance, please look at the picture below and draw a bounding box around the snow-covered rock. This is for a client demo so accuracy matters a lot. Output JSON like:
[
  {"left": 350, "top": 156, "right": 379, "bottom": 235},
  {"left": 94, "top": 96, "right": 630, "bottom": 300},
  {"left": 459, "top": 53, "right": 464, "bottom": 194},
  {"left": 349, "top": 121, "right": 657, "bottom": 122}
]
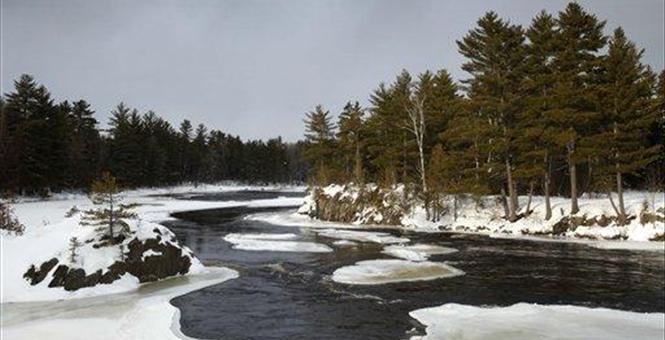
[
  {"left": 19, "top": 218, "right": 202, "bottom": 298},
  {"left": 315, "top": 228, "right": 409, "bottom": 244},
  {"left": 222, "top": 232, "right": 332, "bottom": 252},
  {"left": 302, "top": 185, "right": 665, "bottom": 243},
  {"left": 332, "top": 259, "right": 464, "bottom": 285},
  {"left": 382, "top": 244, "right": 458, "bottom": 261},
  {"left": 409, "top": 303, "right": 665, "bottom": 340}
]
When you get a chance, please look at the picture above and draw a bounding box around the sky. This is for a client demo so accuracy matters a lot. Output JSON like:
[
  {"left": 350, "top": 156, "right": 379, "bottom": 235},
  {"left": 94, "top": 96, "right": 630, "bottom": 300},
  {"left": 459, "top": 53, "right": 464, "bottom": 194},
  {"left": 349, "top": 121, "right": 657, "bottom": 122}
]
[{"left": 2, "top": 0, "right": 664, "bottom": 141}]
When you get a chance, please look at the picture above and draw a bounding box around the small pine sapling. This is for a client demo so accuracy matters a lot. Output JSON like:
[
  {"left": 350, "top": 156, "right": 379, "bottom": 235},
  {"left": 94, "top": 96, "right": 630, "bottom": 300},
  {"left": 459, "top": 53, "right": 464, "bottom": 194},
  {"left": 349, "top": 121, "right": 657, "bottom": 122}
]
[
  {"left": 81, "top": 172, "right": 136, "bottom": 243},
  {"left": 68, "top": 237, "right": 82, "bottom": 264}
]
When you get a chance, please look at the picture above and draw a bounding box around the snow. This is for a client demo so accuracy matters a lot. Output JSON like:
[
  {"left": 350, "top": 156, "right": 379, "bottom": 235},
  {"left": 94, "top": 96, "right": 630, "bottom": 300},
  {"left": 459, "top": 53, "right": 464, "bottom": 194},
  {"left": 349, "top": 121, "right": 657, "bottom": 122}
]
[
  {"left": 141, "top": 249, "right": 163, "bottom": 260},
  {"left": 2, "top": 266, "right": 238, "bottom": 340},
  {"left": 331, "top": 259, "right": 464, "bottom": 285},
  {"left": 223, "top": 233, "right": 332, "bottom": 253},
  {"left": 305, "top": 185, "right": 665, "bottom": 244},
  {"left": 248, "top": 209, "right": 401, "bottom": 230},
  {"left": 315, "top": 228, "right": 410, "bottom": 244},
  {"left": 409, "top": 302, "right": 665, "bottom": 340},
  {"left": 382, "top": 244, "right": 458, "bottom": 261},
  {"left": 1, "top": 183, "right": 305, "bottom": 303},
  {"left": 332, "top": 240, "right": 358, "bottom": 247}
]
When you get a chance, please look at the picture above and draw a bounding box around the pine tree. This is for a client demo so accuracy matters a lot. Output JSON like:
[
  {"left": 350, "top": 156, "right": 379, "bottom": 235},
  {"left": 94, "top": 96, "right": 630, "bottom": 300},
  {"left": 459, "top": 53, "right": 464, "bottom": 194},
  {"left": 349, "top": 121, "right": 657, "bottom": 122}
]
[
  {"left": 68, "top": 237, "right": 81, "bottom": 263},
  {"left": 551, "top": 2, "right": 607, "bottom": 214},
  {"left": 337, "top": 101, "right": 365, "bottom": 183},
  {"left": 517, "top": 10, "right": 559, "bottom": 219},
  {"left": 457, "top": 11, "right": 527, "bottom": 221},
  {"left": 67, "top": 100, "right": 100, "bottom": 188},
  {"left": 81, "top": 172, "right": 136, "bottom": 241},
  {"left": 596, "top": 27, "right": 660, "bottom": 223},
  {"left": 303, "top": 105, "right": 336, "bottom": 184}
]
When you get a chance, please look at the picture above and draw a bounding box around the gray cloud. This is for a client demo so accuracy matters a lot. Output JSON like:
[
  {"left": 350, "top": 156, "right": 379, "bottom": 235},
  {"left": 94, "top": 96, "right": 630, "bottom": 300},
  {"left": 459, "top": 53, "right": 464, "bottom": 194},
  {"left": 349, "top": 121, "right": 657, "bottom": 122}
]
[{"left": 2, "top": 0, "right": 663, "bottom": 141}]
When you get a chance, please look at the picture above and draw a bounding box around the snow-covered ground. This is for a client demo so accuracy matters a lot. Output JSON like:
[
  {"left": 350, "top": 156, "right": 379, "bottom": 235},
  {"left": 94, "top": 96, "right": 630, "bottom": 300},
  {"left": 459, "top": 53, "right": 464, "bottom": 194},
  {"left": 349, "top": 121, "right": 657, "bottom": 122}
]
[
  {"left": 1, "top": 184, "right": 302, "bottom": 340},
  {"left": 409, "top": 302, "right": 665, "bottom": 340},
  {"left": 2, "top": 266, "right": 238, "bottom": 340},
  {"left": 300, "top": 184, "right": 665, "bottom": 244},
  {"left": 332, "top": 259, "right": 464, "bottom": 285},
  {"left": 2, "top": 183, "right": 303, "bottom": 303}
]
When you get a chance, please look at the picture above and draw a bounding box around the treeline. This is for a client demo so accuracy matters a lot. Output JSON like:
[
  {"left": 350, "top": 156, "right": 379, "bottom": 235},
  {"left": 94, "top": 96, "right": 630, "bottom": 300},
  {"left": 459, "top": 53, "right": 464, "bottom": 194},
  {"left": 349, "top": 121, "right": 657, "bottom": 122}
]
[
  {"left": 0, "top": 75, "right": 307, "bottom": 195},
  {"left": 303, "top": 3, "right": 664, "bottom": 223}
]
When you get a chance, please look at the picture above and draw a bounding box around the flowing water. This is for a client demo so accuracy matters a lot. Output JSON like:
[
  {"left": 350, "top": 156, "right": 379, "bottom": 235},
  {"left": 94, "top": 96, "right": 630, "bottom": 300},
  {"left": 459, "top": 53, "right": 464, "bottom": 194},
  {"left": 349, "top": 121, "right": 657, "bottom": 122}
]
[{"left": 165, "top": 191, "right": 665, "bottom": 340}]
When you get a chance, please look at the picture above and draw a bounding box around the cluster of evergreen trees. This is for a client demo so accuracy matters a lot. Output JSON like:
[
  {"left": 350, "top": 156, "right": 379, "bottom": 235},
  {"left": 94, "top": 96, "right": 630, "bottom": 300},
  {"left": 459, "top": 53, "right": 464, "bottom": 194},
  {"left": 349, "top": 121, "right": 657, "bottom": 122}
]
[
  {"left": 303, "top": 3, "right": 664, "bottom": 223},
  {"left": 0, "top": 75, "right": 306, "bottom": 195}
]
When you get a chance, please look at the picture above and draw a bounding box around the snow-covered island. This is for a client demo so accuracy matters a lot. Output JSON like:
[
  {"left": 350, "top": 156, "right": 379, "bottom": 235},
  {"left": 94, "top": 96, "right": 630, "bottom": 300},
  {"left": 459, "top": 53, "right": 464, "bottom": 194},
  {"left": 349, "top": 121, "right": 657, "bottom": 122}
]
[
  {"left": 0, "top": 184, "right": 302, "bottom": 339},
  {"left": 297, "top": 184, "right": 665, "bottom": 247}
]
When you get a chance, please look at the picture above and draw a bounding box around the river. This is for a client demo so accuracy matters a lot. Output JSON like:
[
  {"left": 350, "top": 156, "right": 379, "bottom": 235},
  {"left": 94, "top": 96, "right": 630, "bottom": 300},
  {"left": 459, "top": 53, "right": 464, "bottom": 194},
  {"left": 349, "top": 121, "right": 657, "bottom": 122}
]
[{"left": 165, "top": 191, "right": 665, "bottom": 340}]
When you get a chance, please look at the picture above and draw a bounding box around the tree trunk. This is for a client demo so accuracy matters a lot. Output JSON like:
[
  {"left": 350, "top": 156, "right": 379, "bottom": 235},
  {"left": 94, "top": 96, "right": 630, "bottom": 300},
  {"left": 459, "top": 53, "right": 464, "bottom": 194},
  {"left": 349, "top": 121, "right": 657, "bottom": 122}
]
[
  {"left": 109, "top": 192, "right": 114, "bottom": 238},
  {"left": 354, "top": 142, "right": 363, "bottom": 184},
  {"left": 500, "top": 188, "right": 509, "bottom": 219},
  {"left": 608, "top": 190, "right": 620, "bottom": 217},
  {"left": 569, "top": 160, "right": 579, "bottom": 214},
  {"left": 616, "top": 171, "right": 626, "bottom": 224},
  {"left": 453, "top": 195, "right": 458, "bottom": 222},
  {"left": 544, "top": 164, "right": 552, "bottom": 221},
  {"left": 505, "top": 159, "right": 517, "bottom": 221},
  {"left": 525, "top": 181, "right": 534, "bottom": 215}
]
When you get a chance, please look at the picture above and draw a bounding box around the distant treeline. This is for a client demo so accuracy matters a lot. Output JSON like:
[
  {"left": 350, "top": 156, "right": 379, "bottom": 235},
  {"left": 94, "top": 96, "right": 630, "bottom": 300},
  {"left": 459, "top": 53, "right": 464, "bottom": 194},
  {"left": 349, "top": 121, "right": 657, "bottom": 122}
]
[
  {"left": 0, "top": 75, "right": 308, "bottom": 195},
  {"left": 302, "top": 3, "right": 664, "bottom": 222}
]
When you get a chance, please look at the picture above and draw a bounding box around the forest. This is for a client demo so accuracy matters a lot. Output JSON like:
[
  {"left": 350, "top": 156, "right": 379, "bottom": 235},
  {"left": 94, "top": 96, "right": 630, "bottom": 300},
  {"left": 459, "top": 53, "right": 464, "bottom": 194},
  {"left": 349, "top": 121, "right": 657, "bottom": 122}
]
[
  {"left": 0, "top": 75, "right": 308, "bottom": 195},
  {"left": 302, "top": 3, "right": 664, "bottom": 223}
]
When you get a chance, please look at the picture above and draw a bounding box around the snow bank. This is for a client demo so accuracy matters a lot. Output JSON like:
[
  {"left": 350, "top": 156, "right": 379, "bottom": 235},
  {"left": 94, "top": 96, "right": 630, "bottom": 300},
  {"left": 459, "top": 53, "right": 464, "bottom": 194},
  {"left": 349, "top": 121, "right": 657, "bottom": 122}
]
[
  {"left": 382, "top": 244, "right": 458, "bottom": 261},
  {"left": 2, "top": 184, "right": 304, "bottom": 303},
  {"left": 409, "top": 302, "right": 665, "bottom": 340},
  {"left": 2, "top": 266, "right": 238, "bottom": 340},
  {"left": 223, "top": 233, "right": 332, "bottom": 252},
  {"left": 303, "top": 185, "right": 665, "bottom": 244},
  {"left": 316, "top": 228, "right": 409, "bottom": 244},
  {"left": 332, "top": 259, "right": 464, "bottom": 285}
]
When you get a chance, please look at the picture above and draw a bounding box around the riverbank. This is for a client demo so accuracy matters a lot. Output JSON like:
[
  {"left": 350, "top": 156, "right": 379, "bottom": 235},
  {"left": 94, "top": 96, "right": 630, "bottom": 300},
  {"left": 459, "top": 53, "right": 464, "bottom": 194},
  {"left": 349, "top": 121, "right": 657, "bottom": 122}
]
[
  {"left": 1, "top": 183, "right": 303, "bottom": 303},
  {"left": 298, "top": 184, "right": 665, "bottom": 245}
]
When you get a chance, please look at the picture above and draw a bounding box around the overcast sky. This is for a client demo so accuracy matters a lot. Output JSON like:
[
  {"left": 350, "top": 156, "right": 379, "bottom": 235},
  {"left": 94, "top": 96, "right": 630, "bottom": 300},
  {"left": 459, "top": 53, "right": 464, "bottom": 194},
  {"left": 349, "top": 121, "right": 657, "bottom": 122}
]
[{"left": 2, "top": 0, "right": 663, "bottom": 141}]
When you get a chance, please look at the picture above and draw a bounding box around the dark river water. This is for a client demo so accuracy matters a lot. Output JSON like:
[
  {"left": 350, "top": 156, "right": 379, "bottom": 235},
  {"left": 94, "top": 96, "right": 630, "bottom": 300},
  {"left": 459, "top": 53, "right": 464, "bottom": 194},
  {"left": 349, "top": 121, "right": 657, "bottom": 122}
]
[{"left": 165, "top": 191, "right": 665, "bottom": 340}]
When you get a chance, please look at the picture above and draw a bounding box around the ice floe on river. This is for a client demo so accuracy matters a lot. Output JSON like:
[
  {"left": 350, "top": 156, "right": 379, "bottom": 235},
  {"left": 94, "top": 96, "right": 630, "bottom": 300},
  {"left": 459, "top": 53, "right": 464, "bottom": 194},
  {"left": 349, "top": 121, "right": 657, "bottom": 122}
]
[
  {"left": 223, "top": 233, "right": 332, "bottom": 253},
  {"left": 409, "top": 302, "right": 665, "bottom": 340},
  {"left": 316, "top": 228, "right": 409, "bottom": 244},
  {"left": 382, "top": 244, "right": 458, "bottom": 261},
  {"left": 332, "top": 259, "right": 464, "bottom": 285}
]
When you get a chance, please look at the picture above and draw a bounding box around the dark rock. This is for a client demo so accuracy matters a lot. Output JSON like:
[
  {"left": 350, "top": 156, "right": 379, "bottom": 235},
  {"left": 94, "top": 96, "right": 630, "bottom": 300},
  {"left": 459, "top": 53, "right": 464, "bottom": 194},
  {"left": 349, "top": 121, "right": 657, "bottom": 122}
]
[
  {"left": 124, "top": 238, "right": 192, "bottom": 283},
  {"left": 48, "top": 264, "right": 70, "bottom": 287},
  {"left": 24, "top": 232, "right": 194, "bottom": 292},
  {"left": 23, "top": 257, "right": 59, "bottom": 285},
  {"left": 99, "top": 262, "right": 127, "bottom": 284}
]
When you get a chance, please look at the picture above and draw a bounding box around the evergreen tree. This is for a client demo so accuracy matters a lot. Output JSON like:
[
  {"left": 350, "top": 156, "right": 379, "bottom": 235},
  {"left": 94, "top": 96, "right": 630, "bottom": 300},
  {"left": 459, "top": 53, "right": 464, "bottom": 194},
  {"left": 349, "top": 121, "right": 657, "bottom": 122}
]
[
  {"left": 67, "top": 100, "right": 101, "bottom": 188},
  {"left": 551, "top": 2, "right": 607, "bottom": 214},
  {"left": 517, "top": 10, "right": 559, "bottom": 219},
  {"left": 303, "top": 105, "right": 336, "bottom": 184},
  {"left": 81, "top": 172, "right": 135, "bottom": 241},
  {"left": 337, "top": 101, "right": 364, "bottom": 183},
  {"left": 596, "top": 27, "right": 660, "bottom": 223},
  {"left": 457, "top": 11, "right": 526, "bottom": 221}
]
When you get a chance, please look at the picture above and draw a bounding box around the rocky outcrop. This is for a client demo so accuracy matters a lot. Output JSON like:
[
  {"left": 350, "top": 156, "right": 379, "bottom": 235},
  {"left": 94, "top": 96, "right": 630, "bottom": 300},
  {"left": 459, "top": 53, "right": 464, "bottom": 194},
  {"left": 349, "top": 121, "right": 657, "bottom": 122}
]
[
  {"left": 23, "top": 222, "right": 198, "bottom": 291},
  {"left": 301, "top": 185, "right": 411, "bottom": 225}
]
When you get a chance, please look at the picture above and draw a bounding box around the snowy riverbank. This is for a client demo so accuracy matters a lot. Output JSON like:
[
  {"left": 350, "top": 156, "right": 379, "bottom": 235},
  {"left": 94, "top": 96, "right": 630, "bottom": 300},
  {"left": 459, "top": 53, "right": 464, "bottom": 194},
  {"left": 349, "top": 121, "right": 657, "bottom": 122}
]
[
  {"left": 1, "top": 183, "right": 303, "bottom": 303},
  {"left": 298, "top": 184, "right": 665, "bottom": 244}
]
